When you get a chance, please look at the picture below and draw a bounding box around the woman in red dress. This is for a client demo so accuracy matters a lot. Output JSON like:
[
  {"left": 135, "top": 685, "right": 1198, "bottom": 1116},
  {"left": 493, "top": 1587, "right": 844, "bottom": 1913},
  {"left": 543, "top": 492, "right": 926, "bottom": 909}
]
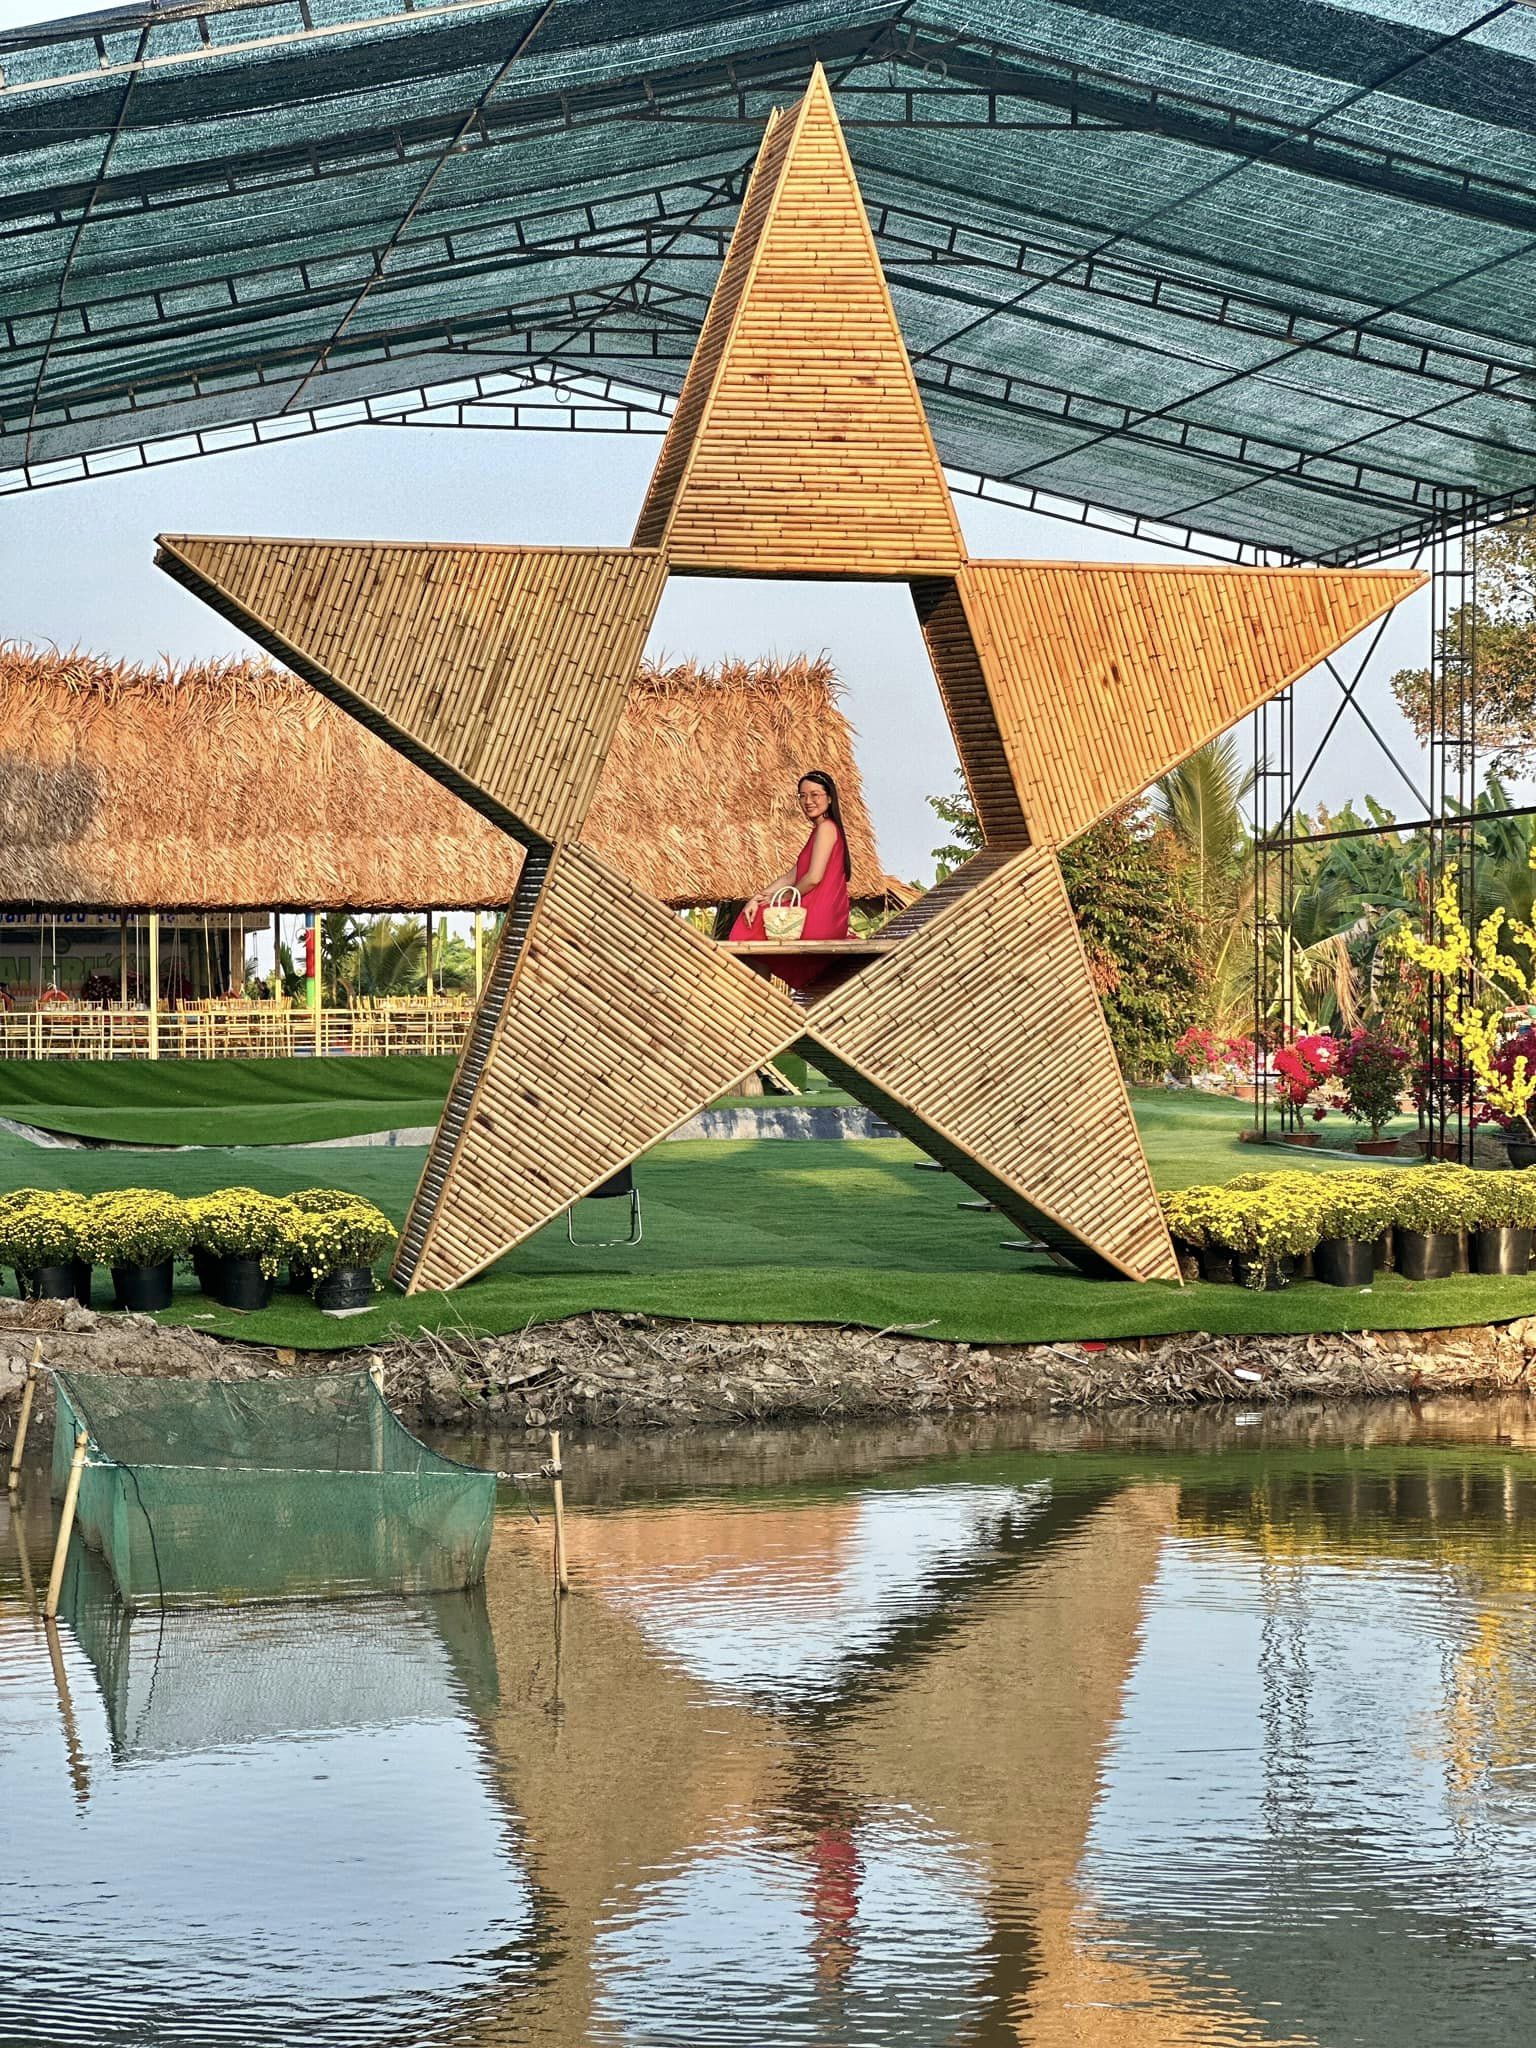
[{"left": 729, "top": 770, "right": 852, "bottom": 990}]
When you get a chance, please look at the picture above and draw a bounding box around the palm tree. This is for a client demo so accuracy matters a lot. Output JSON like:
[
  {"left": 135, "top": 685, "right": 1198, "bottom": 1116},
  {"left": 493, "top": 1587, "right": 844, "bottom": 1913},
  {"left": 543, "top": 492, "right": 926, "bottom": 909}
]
[
  {"left": 1153, "top": 737, "right": 1256, "bottom": 1028},
  {"left": 1288, "top": 803, "right": 1420, "bottom": 1030},
  {"left": 335, "top": 916, "right": 427, "bottom": 1002}
]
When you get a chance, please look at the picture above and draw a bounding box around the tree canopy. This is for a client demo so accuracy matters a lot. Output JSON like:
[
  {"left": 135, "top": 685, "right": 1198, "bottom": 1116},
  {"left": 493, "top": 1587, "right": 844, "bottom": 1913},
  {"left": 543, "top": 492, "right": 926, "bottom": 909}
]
[{"left": 1393, "top": 518, "right": 1536, "bottom": 777}]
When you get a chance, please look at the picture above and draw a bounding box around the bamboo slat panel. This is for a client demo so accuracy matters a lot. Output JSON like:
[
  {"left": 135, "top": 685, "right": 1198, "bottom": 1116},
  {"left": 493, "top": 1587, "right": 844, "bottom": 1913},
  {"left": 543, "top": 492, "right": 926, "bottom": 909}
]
[
  {"left": 395, "top": 847, "right": 551, "bottom": 1288},
  {"left": 804, "top": 845, "right": 1178, "bottom": 1281},
  {"left": 910, "top": 580, "right": 1030, "bottom": 848},
  {"left": 155, "top": 537, "right": 667, "bottom": 845},
  {"left": 631, "top": 65, "right": 963, "bottom": 579},
  {"left": 877, "top": 846, "right": 1019, "bottom": 941},
  {"left": 401, "top": 843, "right": 804, "bottom": 1293},
  {"left": 951, "top": 562, "right": 1425, "bottom": 847}
]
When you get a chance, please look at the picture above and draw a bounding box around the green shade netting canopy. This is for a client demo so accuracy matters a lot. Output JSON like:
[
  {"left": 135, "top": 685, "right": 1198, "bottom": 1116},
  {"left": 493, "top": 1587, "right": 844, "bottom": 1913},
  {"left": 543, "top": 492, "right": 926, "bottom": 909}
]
[
  {"left": 4, "top": 0, "right": 1535, "bottom": 561},
  {"left": 50, "top": 1367, "right": 497, "bottom": 1608}
]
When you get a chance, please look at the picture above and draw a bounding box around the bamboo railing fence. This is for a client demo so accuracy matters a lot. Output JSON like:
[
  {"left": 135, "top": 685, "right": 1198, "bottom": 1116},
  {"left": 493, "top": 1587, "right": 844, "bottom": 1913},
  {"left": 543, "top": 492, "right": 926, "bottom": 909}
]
[{"left": 0, "top": 997, "right": 473, "bottom": 1062}]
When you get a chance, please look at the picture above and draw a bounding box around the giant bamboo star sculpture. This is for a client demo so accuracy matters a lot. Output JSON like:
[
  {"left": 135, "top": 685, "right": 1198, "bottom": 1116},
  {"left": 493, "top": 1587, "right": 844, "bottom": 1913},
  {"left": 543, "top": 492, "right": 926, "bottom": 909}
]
[{"left": 157, "top": 68, "right": 1423, "bottom": 1293}]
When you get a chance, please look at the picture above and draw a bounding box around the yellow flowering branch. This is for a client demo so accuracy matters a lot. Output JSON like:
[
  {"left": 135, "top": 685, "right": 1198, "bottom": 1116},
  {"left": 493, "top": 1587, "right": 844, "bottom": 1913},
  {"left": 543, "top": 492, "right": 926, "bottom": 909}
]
[{"left": 1395, "top": 855, "right": 1536, "bottom": 1137}]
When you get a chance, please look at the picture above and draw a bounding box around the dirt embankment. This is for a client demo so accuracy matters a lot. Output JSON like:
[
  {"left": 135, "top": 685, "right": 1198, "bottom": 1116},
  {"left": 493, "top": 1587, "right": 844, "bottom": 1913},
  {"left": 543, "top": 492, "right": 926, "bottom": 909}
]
[{"left": 3, "top": 1297, "right": 1536, "bottom": 1443}]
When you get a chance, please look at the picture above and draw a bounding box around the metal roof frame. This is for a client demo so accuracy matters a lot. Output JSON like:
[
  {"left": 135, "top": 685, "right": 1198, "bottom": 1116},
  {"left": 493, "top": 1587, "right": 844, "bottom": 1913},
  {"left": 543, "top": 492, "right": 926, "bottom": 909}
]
[{"left": 5, "top": 0, "right": 1536, "bottom": 561}]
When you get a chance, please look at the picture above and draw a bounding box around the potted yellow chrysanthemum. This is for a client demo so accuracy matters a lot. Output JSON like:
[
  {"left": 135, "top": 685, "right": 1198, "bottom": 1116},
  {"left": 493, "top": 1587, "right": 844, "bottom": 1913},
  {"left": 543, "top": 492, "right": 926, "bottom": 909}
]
[
  {"left": 188, "top": 1188, "right": 289, "bottom": 1311},
  {"left": 0, "top": 1190, "right": 93, "bottom": 1304},
  {"left": 282, "top": 1198, "right": 397, "bottom": 1312},
  {"left": 84, "top": 1189, "right": 192, "bottom": 1312}
]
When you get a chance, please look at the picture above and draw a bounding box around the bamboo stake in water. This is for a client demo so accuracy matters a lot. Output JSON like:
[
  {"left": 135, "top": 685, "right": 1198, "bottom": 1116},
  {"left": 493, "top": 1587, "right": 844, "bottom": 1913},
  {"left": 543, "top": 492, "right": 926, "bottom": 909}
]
[
  {"left": 44, "top": 1431, "right": 88, "bottom": 1621},
  {"left": 14, "top": 1503, "right": 35, "bottom": 1610},
  {"left": 368, "top": 1359, "right": 385, "bottom": 1473},
  {"left": 44, "top": 1618, "right": 90, "bottom": 1805},
  {"left": 548, "top": 1430, "right": 570, "bottom": 1595},
  {"left": 7, "top": 1343, "right": 42, "bottom": 1494}
]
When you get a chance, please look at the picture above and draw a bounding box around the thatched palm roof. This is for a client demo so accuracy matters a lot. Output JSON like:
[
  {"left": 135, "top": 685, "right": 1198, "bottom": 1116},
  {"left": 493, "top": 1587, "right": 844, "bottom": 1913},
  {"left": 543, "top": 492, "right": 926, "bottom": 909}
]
[{"left": 0, "top": 644, "right": 894, "bottom": 912}]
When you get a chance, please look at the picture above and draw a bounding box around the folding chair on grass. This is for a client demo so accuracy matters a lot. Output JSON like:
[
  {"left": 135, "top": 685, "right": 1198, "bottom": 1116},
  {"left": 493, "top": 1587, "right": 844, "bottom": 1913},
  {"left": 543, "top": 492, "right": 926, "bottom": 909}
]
[{"left": 567, "top": 1165, "right": 642, "bottom": 1247}]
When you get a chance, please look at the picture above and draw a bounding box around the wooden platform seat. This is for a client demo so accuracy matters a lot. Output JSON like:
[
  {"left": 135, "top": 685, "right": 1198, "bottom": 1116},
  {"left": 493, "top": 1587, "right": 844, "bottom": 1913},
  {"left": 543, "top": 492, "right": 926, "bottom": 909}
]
[
  {"left": 720, "top": 937, "right": 898, "bottom": 1001},
  {"left": 719, "top": 940, "right": 897, "bottom": 959}
]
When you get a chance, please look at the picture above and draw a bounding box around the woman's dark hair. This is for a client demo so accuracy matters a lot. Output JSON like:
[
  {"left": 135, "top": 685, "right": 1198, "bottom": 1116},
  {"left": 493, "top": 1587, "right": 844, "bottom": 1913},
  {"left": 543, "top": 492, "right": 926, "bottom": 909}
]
[{"left": 799, "top": 770, "right": 852, "bottom": 880}]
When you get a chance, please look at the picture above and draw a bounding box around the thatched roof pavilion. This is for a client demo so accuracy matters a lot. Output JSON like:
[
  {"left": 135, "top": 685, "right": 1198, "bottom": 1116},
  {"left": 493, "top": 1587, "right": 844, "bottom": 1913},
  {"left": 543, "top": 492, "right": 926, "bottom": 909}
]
[{"left": 0, "top": 644, "right": 897, "bottom": 913}]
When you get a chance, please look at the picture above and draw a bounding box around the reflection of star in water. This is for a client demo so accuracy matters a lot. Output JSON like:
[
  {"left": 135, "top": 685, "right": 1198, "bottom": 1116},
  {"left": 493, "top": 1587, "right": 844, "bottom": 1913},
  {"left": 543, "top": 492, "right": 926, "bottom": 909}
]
[
  {"left": 805, "top": 1800, "right": 862, "bottom": 1989},
  {"left": 588, "top": 1484, "right": 1053, "bottom": 1706},
  {"left": 589, "top": 1811, "right": 994, "bottom": 2043},
  {"left": 157, "top": 65, "right": 1423, "bottom": 1295}
]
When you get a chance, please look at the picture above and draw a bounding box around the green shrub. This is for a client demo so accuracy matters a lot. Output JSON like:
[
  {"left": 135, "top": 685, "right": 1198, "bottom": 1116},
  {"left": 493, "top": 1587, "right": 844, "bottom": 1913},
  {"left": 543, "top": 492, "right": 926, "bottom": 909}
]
[
  {"left": 1160, "top": 1183, "right": 1231, "bottom": 1248},
  {"left": 1167, "top": 1167, "right": 1411, "bottom": 1262},
  {"left": 1195, "top": 1181, "right": 1327, "bottom": 1262},
  {"left": 287, "top": 1187, "right": 361, "bottom": 1215},
  {"left": 1313, "top": 1170, "right": 1400, "bottom": 1245},
  {"left": 1389, "top": 1166, "right": 1478, "bottom": 1237},
  {"left": 1464, "top": 1170, "right": 1536, "bottom": 1231},
  {"left": 1338, "top": 1028, "right": 1410, "bottom": 1137},
  {"left": 0, "top": 1188, "right": 51, "bottom": 1265},
  {"left": 0, "top": 1191, "right": 90, "bottom": 1271},
  {"left": 282, "top": 1198, "right": 397, "bottom": 1283},
  {"left": 1248, "top": 1181, "right": 1328, "bottom": 1259},
  {"left": 84, "top": 1189, "right": 193, "bottom": 1269},
  {"left": 188, "top": 1188, "right": 290, "bottom": 1278},
  {"left": 1159, "top": 1188, "right": 1199, "bottom": 1245}
]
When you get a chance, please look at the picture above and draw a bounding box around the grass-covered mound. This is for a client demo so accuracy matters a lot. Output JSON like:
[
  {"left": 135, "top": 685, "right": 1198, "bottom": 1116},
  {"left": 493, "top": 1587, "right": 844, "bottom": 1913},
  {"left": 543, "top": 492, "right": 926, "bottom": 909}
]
[{"left": 0, "top": 1054, "right": 456, "bottom": 1146}]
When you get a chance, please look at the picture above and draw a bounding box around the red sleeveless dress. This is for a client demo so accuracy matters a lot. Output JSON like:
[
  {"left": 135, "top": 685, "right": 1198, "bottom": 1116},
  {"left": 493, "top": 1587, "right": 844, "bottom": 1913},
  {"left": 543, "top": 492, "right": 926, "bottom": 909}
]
[{"left": 729, "top": 824, "right": 851, "bottom": 990}]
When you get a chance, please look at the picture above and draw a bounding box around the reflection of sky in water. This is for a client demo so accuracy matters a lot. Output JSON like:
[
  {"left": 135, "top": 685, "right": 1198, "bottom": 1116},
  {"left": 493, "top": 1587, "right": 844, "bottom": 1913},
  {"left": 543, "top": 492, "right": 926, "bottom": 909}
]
[
  {"left": 593, "top": 1811, "right": 992, "bottom": 2047},
  {"left": 15, "top": 1419, "right": 1536, "bottom": 2048},
  {"left": 1082, "top": 1540, "right": 1536, "bottom": 2048},
  {"left": 595, "top": 1483, "right": 1050, "bottom": 1703},
  {"left": 0, "top": 1601, "right": 531, "bottom": 2046}
]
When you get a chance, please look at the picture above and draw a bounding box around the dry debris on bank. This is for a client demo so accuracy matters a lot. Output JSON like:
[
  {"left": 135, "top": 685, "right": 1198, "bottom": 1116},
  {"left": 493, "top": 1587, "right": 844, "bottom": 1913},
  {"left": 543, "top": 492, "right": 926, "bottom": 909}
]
[{"left": 3, "top": 1297, "right": 1536, "bottom": 1444}]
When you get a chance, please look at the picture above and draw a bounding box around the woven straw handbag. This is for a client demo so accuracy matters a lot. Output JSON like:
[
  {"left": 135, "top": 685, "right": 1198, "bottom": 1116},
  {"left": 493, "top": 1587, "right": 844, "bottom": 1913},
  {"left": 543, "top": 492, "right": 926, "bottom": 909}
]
[{"left": 762, "top": 886, "right": 807, "bottom": 941}]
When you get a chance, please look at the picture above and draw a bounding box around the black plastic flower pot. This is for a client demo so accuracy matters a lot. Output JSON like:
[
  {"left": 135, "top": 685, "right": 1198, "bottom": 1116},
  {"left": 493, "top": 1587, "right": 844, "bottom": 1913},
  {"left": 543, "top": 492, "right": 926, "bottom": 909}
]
[
  {"left": 1198, "top": 1246, "right": 1238, "bottom": 1285},
  {"left": 1168, "top": 1234, "right": 1202, "bottom": 1280},
  {"left": 1472, "top": 1225, "right": 1532, "bottom": 1276},
  {"left": 27, "top": 1263, "right": 90, "bottom": 1304},
  {"left": 1503, "top": 1137, "right": 1536, "bottom": 1170},
  {"left": 1395, "top": 1229, "right": 1457, "bottom": 1282},
  {"left": 1234, "top": 1253, "right": 1295, "bottom": 1292},
  {"left": 215, "top": 1255, "right": 274, "bottom": 1312},
  {"left": 284, "top": 1261, "right": 313, "bottom": 1295},
  {"left": 112, "top": 1261, "right": 175, "bottom": 1312},
  {"left": 1314, "top": 1237, "right": 1375, "bottom": 1288},
  {"left": 313, "top": 1265, "right": 374, "bottom": 1312},
  {"left": 191, "top": 1247, "right": 224, "bottom": 1296}
]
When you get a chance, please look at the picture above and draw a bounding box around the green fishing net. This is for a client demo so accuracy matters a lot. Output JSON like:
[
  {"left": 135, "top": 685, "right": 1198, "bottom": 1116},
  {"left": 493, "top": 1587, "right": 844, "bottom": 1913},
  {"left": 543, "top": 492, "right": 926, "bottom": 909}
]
[{"left": 51, "top": 1369, "right": 496, "bottom": 1610}]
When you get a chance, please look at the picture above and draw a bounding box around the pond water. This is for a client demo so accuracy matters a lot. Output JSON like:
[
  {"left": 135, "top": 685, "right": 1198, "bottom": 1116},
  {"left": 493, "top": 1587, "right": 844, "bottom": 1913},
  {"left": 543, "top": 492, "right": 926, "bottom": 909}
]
[{"left": 6, "top": 1398, "right": 1536, "bottom": 2047}]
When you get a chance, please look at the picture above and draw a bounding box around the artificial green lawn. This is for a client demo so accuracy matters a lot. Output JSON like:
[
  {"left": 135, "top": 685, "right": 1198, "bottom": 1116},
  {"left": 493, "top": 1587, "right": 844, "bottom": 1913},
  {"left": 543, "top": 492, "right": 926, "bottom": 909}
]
[
  {"left": 2, "top": 1083, "right": 1533, "bottom": 1349},
  {"left": 0, "top": 1055, "right": 458, "bottom": 1146},
  {"left": 0, "top": 1055, "right": 855, "bottom": 1145}
]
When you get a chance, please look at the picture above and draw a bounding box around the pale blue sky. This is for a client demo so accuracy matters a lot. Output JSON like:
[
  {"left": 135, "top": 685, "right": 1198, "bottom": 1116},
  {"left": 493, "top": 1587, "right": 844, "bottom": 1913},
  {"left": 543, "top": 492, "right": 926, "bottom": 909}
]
[{"left": 2, "top": 421, "right": 1437, "bottom": 885}]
